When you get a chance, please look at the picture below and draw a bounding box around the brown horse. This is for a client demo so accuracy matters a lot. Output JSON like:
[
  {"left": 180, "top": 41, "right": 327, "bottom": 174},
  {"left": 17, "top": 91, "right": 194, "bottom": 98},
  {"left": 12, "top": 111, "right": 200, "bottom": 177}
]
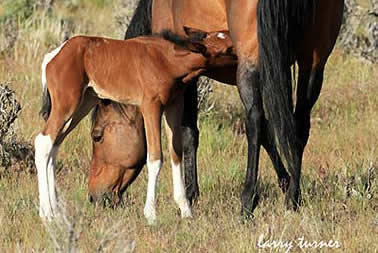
[
  {"left": 91, "top": 0, "right": 345, "bottom": 216},
  {"left": 88, "top": 100, "right": 146, "bottom": 206},
  {"left": 35, "top": 29, "right": 236, "bottom": 223}
]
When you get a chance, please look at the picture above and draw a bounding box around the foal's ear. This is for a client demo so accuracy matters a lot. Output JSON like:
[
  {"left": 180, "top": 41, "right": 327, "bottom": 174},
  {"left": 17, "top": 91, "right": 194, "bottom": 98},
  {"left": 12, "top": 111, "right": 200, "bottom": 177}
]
[
  {"left": 183, "top": 26, "right": 208, "bottom": 40},
  {"left": 185, "top": 41, "right": 208, "bottom": 55}
]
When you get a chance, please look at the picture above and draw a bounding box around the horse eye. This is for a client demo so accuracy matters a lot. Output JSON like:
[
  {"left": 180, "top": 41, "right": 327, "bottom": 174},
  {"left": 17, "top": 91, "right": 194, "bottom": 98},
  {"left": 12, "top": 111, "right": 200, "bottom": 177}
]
[{"left": 92, "top": 128, "right": 104, "bottom": 143}]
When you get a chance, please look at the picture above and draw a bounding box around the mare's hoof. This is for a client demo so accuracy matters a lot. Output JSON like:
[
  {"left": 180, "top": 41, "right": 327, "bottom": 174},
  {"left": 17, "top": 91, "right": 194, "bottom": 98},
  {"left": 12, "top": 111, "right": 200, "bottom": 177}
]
[{"left": 278, "top": 177, "right": 290, "bottom": 193}]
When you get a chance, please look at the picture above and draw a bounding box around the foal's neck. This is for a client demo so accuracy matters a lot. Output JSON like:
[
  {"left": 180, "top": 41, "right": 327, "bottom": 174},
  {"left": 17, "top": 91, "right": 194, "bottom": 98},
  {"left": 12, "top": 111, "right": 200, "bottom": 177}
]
[{"left": 170, "top": 49, "right": 207, "bottom": 79}]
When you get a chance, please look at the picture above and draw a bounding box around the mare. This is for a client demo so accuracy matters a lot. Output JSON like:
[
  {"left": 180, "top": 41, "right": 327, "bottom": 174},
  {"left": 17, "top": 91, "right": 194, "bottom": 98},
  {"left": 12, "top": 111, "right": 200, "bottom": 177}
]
[
  {"left": 91, "top": 0, "right": 345, "bottom": 216},
  {"left": 88, "top": 100, "right": 146, "bottom": 206},
  {"left": 35, "top": 29, "right": 236, "bottom": 224}
]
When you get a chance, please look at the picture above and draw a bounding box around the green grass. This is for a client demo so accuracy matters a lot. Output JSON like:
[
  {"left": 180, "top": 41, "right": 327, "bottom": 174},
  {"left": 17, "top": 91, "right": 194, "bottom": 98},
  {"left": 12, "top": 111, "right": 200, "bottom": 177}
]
[{"left": 0, "top": 0, "right": 377, "bottom": 252}]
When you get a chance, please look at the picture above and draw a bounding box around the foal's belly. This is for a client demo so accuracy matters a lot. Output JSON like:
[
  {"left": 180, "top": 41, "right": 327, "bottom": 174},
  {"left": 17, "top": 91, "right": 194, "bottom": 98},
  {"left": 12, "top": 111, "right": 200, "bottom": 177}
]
[{"left": 87, "top": 80, "right": 142, "bottom": 106}]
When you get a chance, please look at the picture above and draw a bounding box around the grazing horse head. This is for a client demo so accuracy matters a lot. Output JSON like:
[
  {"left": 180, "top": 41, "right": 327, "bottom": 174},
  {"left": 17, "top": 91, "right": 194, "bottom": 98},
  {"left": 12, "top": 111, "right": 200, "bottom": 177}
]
[{"left": 88, "top": 100, "right": 146, "bottom": 206}]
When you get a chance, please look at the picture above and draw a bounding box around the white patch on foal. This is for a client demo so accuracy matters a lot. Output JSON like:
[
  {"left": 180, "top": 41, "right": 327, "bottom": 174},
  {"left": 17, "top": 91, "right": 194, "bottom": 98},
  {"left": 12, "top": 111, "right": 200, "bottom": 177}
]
[
  {"left": 171, "top": 161, "right": 192, "bottom": 218},
  {"left": 217, "top": 32, "right": 226, "bottom": 39},
  {"left": 144, "top": 154, "right": 162, "bottom": 225},
  {"left": 41, "top": 40, "right": 68, "bottom": 90},
  {"left": 35, "top": 134, "right": 58, "bottom": 220}
]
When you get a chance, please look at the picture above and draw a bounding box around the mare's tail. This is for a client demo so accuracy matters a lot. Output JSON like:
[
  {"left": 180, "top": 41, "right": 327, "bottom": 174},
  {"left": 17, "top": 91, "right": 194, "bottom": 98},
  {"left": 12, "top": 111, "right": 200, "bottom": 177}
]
[
  {"left": 124, "top": 0, "right": 153, "bottom": 39},
  {"left": 257, "top": 0, "right": 313, "bottom": 168}
]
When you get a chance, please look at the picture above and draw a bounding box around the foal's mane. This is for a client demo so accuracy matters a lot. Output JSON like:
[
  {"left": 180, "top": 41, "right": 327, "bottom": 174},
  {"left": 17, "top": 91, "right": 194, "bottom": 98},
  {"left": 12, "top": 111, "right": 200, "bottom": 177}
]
[
  {"left": 159, "top": 30, "right": 206, "bottom": 53},
  {"left": 161, "top": 30, "right": 205, "bottom": 45}
]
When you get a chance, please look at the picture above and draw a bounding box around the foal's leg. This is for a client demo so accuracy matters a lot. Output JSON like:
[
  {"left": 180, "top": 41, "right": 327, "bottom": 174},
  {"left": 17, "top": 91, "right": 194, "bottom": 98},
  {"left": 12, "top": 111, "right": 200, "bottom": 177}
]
[
  {"left": 141, "top": 101, "right": 163, "bottom": 224},
  {"left": 181, "top": 81, "right": 200, "bottom": 205},
  {"left": 35, "top": 90, "right": 98, "bottom": 219},
  {"left": 237, "top": 61, "right": 263, "bottom": 217},
  {"left": 165, "top": 96, "right": 192, "bottom": 218}
]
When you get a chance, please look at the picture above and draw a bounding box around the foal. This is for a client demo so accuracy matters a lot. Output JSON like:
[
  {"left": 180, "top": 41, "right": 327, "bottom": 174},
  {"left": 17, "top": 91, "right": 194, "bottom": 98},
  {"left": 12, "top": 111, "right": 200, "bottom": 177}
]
[{"left": 35, "top": 28, "right": 236, "bottom": 224}]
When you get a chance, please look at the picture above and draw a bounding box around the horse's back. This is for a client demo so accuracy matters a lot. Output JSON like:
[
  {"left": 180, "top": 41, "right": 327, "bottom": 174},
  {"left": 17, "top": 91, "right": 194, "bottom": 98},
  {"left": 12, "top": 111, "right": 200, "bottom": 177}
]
[{"left": 153, "top": 0, "right": 228, "bottom": 34}]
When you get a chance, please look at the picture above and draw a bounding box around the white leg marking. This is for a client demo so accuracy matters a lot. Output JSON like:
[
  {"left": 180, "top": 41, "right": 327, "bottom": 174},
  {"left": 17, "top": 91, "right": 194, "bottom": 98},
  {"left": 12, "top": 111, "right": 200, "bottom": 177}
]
[
  {"left": 144, "top": 154, "right": 162, "bottom": 225},
  {"left": 35, "top": 134, "right": 58, "bottom": 220},
  {"left": 41, "top": 41, "right": 68, "bottom": 90},
  {"left": 171, "top": 161, "right": 192, "bottom": 218}
]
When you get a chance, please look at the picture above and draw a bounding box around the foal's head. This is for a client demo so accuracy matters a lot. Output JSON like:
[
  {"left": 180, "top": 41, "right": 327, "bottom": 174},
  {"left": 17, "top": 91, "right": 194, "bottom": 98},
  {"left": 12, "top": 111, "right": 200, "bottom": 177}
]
[
  {"left": 162, "top": 27, "right": 237, "bottom": 67},
  {"left": 88, "top": 100, "right": 146, "bottom": 206}
]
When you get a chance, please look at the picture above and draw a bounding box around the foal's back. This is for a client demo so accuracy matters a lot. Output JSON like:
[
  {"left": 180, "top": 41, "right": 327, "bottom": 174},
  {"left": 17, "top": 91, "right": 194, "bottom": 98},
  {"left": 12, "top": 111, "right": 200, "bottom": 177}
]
[{"left": 63, "top": 35, "right": 203, "bottom": 105}]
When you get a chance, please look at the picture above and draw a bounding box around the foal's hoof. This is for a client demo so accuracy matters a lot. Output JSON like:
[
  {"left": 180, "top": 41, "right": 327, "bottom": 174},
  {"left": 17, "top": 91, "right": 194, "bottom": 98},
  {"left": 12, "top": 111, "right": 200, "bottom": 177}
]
[
  {"left": 39, "top": 207, "right": 57, "bottom": 222},
  {"left": 146, "top": 217, "right": 157, "bottom": 226},
  {"left": 180, "top": 207, "right": 193, "bottom": 219},
  {"left": 144, "top": 206, "right": 157, "bottom": 225}
]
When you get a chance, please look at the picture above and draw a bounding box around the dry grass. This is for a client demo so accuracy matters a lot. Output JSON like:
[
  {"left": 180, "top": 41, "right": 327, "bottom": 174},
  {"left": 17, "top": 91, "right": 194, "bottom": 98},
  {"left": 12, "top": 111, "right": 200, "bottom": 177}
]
[{"left": 0, "top": 1, "right": 377, "bottom": 252}]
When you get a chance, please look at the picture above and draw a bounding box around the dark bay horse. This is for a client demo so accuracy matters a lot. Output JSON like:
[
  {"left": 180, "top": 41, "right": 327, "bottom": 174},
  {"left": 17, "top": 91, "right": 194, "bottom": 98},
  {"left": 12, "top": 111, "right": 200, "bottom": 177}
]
[
  {"left": 35, "top": 30, "right": 236, "bottom": 223},
  {"left": 90, "top": 0, "right": 344, "bottom": 216}
]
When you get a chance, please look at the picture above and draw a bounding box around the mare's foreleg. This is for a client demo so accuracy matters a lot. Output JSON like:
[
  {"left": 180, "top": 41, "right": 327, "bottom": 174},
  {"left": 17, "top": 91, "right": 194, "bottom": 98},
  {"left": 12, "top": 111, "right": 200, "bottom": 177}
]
[
  {"left": 182, "top": 81, "right": 200, "bottom": 205},
  {"left": 165, "top": 95, "right": 192, "bottom": 218},
  {"left": 237, "top": 61, "right": 263, "bottom": 217}
]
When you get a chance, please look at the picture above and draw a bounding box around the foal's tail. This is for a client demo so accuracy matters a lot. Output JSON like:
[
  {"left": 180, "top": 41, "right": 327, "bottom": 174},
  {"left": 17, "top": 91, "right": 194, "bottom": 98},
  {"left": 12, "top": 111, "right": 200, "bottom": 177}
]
[
  {"left": 40, "top": 86, "right": 51, "bottom": 121},
  {"left": 257, "top": 0, "right": 313, "bottom": 169}
]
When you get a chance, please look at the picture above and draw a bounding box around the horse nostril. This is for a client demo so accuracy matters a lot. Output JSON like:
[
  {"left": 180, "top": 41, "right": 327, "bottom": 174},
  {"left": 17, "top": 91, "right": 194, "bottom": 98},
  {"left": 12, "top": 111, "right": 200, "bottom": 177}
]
[{"left": 88, "top": 194, "right": 94, "bottom": 203}]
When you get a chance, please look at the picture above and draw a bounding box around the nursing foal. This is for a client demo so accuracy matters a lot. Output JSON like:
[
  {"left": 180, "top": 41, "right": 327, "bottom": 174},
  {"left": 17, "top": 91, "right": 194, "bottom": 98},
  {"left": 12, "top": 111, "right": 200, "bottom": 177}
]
[{"left": 35, "top": 28, "right": 235, "bottom": 224}]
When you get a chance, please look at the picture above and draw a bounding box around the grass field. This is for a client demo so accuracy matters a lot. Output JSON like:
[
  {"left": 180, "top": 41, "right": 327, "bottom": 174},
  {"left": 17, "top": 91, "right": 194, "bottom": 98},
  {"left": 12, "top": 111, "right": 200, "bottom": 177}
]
[{"left": 0, "top": 1, "right": 377, "bottom": 252}]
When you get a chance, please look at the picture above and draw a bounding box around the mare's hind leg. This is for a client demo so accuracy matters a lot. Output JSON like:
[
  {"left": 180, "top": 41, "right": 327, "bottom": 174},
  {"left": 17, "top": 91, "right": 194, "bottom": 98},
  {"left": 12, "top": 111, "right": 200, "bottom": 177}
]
[
  {"left": 165, "top": 95, "right": 192, "bottom": 218},
  {"left": 285, "top": 64, "right": 324, "bottom": 209},
  {"left": 35, "top": 90, "right": 98, "bottom": 219},
  {"left": 237, "top": 61, "right": 263, "bottom": 217},
  {"left": 295, "top": 65, "right": 325, "bottom": 152},
  {"left": 182, "top": 81, "right": 200, "bottom": 205},
  {"left": 261, "top": 119, "right": 290, "bottom": 193}
]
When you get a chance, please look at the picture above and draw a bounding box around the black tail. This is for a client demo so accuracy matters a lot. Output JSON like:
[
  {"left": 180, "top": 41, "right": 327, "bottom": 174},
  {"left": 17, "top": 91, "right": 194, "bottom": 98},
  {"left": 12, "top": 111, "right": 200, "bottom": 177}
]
[
  {"left": 124, "top": 0, "right": 152, "bottom": 39},
  {"left": 257, "top": 0, "right": 313, "bottom": 168},
  {"left": 40, "top": 86, "right": 51, "bottom": 121}
]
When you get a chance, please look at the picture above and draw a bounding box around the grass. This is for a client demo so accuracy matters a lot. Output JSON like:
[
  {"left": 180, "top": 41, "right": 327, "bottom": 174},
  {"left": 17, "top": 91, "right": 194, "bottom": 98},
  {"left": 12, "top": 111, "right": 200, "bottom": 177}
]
[{"left": 0, "top": 0, "right": 377, "bottom": 252}]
